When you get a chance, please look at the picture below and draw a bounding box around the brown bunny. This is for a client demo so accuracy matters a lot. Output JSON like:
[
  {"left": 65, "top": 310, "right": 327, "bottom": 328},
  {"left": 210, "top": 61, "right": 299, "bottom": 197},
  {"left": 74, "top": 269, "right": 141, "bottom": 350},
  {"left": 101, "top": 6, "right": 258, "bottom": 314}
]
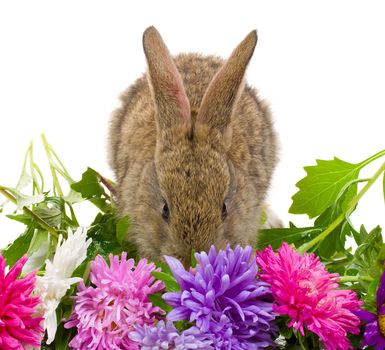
[{"left": 108, "top": 27, "right": 278, "bottom": 266}]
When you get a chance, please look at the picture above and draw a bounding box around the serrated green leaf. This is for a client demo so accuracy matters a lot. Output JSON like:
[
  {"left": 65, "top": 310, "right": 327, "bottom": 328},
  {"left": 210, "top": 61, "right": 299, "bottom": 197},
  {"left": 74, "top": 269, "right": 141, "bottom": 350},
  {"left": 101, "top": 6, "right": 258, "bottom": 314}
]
[
  {"left": 34, "top": 203, "right": 64, "bottom": 228},
  {"left": 1, "top": 226, "right": 35, "bottom": 265},
  {"left": 116, "top": 216, "right": 130, "bottom": 245},
  {"left": 71, "top": 167, "right": 105, "bottom": 199},
  {"left": 256, "top": 227, "right": 323, "bottom": 250},
  {"left": 361, "top": 276, "right": 380, "bottom": 314},
  {"left": 349, "top": 226, "right": 384, "bottom": 284},
  {"left": 152, "top": 271, "right": 180, "bottom": 292},
  {"left": 289, "top": 158, "right": 361, "bottom": 218}
]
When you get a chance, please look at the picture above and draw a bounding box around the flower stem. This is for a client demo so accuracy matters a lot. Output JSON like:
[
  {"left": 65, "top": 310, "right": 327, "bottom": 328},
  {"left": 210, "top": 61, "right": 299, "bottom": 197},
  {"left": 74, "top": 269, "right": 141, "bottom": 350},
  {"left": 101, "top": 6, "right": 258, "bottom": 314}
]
[
  {"left": 298, "top": 160, "right": 385, "bottom": 254},
  {"left": 0, "top": 187, "right": 59, "bottom": 238},
  {"left": 41, "top": 134, "right": 64, "bottom": 197},
  {"left": 358, "top": 149, "right": 385, "bottom": 169},
  {"left": 339, "top": 275, "right": 373, "bottom": 283},
  {"left": 29, "top": 142, "right": 42, "bottom": 194}
]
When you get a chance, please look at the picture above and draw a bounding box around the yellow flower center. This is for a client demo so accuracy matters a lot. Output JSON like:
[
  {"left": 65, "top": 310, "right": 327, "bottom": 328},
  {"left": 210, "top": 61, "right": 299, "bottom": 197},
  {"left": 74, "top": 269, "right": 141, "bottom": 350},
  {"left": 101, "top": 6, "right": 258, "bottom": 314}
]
[{"left": 379, "top": 313, "right": 385, "bottom": 337}]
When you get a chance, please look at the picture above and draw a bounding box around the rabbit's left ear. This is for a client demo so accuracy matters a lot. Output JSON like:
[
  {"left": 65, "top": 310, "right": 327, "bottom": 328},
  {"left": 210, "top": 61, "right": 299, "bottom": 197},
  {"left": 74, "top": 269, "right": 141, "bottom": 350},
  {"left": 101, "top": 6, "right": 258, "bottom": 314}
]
[
  {"left": 143, "top": 26, "right": 190, "bottom": 132},
  {"left": 196, "top": 30, "right": 257, "bottom": 136}
]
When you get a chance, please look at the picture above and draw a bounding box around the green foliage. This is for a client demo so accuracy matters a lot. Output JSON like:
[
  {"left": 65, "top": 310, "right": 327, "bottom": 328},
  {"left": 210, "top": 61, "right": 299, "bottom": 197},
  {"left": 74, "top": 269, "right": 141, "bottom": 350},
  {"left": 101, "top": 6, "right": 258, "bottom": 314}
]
[
  {"left": 1, "top": 137, "right": 385, "bottom": 349},
  {"left": 257, "top": 226, "right": 323, "bottom": 250},
  {"left": 1, "top": 226, "right": 35, "bottom": 265},
  {"left": 289, "top": 157, "right": 361, "bottom": 218},
  {"left": 152, "top": 271, "right": 180, "bottom": 292},
  {"left": 148, "top": 292, "right": 172, "bottom": 313},
  {"left": 71, "top": 167, "right": 105, "bottom": 199},
  {"left": 86, "top": 210, "right": 136, "bottom": 260},
  {"left": 191, "top": 248, "right": 197, "bottom": 268}
]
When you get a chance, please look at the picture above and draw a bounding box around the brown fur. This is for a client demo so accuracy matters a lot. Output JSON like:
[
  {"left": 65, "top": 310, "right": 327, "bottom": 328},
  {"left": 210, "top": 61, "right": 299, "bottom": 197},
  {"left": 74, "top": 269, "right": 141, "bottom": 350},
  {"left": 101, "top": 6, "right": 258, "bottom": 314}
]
[{"left": 108, "top": 27, "right": 277, "bottom": 266}]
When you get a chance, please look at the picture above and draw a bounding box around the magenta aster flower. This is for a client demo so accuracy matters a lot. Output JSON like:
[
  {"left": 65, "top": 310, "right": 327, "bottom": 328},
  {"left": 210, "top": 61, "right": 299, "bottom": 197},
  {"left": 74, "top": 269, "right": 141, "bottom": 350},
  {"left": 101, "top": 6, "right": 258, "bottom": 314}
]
[
  {"left": 129, "top": 321, "right": 214, "bottom": 349},
  {"left": 163, "top": 245, "right": 277, "bottom": 349},
  {"left": 65, "top": 253, "right": 165, "bottom": 349},
  {"left": 256, "top": 243, "right": 362, "bottom": 350},
  {"left": 355, "top": 269, "right": 385, "bottom": 349},
  {"left": 0, "top": 255, "right": 43, "bottom": 349}
]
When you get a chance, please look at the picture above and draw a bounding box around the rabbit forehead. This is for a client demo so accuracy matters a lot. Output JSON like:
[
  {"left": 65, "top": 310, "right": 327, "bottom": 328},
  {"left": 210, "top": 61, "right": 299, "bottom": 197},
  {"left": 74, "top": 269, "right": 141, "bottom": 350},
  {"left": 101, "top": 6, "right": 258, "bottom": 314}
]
[{"left": 155, "top": 144, "right": 230, "bottom": 202}]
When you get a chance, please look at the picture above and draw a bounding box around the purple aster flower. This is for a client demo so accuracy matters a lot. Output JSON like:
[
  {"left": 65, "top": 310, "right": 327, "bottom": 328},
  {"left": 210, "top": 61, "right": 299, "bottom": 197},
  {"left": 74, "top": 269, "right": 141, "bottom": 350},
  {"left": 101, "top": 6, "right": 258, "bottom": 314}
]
[
  {"left": 355, "top": 270, "right": 385, "bottom": 349},
  {"left": 163, "top": 245, "right": 278, "bottom": 349},
  {"left": 129, "top": 321, "right": 214, "bottom": 349}
]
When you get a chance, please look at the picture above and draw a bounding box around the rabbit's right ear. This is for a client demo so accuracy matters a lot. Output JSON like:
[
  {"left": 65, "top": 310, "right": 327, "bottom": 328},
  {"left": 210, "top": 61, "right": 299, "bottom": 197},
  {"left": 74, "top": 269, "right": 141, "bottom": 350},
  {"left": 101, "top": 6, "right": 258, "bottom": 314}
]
[
  {"left": 143, "top": 27, "right": 190, "bottom": 136},
  {"left": 196, "top": 30, "right": 257, "bottom": 143}
]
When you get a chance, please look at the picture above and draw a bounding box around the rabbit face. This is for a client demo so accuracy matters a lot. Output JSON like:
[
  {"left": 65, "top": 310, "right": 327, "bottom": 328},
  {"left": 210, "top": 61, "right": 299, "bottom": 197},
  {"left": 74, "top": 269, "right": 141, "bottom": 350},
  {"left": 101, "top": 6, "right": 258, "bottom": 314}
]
[{"left": 155, "top": 140, "right": 232, "bottom": 266}]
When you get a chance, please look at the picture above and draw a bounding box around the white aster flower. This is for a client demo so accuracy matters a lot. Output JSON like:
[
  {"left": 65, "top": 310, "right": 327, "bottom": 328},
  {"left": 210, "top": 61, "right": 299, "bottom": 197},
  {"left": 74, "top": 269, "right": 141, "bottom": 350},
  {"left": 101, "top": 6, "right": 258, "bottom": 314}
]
[{"left": 36, "top": 227, "right": 91, "bottom": 344}]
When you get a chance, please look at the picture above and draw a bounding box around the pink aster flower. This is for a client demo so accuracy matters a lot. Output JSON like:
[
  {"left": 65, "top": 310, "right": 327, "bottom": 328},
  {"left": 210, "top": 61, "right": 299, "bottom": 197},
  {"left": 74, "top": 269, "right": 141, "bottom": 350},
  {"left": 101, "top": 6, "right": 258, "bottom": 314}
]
[
  {"left": 256, "top": 243, "right": 362, "bottom": 350},
  {"left": 0, "top": 255, "right": 43, "bottom": 350},
  {"left": 65, "top": 252, "right": 164, "bottom": 349}
]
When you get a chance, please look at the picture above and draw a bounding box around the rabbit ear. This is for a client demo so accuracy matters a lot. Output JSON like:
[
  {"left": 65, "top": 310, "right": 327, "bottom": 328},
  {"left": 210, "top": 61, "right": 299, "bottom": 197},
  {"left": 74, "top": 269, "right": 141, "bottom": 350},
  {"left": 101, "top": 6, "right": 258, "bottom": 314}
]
[
  {"left": 143, "top": 26, "right": 190, "bottom": 131},
  {"left": 196, "top": 30, "right": 257, "bottom": 135}
]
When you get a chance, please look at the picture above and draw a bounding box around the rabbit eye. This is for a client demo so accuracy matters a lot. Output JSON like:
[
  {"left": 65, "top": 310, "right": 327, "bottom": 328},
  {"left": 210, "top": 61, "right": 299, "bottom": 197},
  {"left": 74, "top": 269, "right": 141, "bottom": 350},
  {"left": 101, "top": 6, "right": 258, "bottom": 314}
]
[
  {"left": 162, "top": 201, "right": 170, "bottom": 222},
  {"left": 221, "top": 202, "right": 228, "bottom": 221}
]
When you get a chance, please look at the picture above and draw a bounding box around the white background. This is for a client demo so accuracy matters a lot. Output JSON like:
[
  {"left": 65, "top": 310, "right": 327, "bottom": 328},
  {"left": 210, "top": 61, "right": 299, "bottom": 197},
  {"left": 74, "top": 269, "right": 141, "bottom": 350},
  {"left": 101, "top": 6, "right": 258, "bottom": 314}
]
[{"left": 1, "top": 0, "right": 384, "bottom": 249}]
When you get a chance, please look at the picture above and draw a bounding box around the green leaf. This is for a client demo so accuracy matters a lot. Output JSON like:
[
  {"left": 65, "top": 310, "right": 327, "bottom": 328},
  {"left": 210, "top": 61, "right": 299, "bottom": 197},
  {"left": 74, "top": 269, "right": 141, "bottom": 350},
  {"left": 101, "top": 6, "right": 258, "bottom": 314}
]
[
  {"left": 116, "top": 216, "right": 130, "bottom": 245},
  {"left": 289, "top": 158, "right": 361, "bottom": 218},
  {"left": 64, "top": 189, "right": 84, "bottom": 204},
  {"left": 174, "top": 320, "right": 192, "bottom": 332},
  {"left": 191, "top": 249, "right": 197, "bottom": 268},
  {"left": 148, "top": 292, "right": 172, "bottom": 313},
  {"left": 315, "top": 203, "right": 350, "bottom": 259},
  {"left": 53, "top": 319, "right": 73, "bottom": 350},
  {"left": 23, "top": 238, "right": 50, "bottom": 273},
  {"left": 155, "top": 261, "right": 172, "bottom": 276},
  {"left": 152, "top": 271, "right": 180, "bottom": 292},
  {"left": 33, "top": 197, "right": 71, "bottom": 228},
  {"left": 86, "top": 210, "right": 136, "bottom": 260},
  {"left": 6, "top": 213, "right": 32, "bottom": 225},
  {"left": 4, "top": 187, "right": 45, "bottom": 210},
  {"left": 71, "top": 167, "right": 105, "bottom": 199},
  {"left": 1, "top": 226, "right": 35, "bottom": 265},
  {"left": 27, "top": 229, "right": 49, "bottom": 256},
  {"left": 256, "top": 226, "right": 323, "bottom": 250},
  {"left": 348, "top": 226, "right": 385, "bottom": 291}
]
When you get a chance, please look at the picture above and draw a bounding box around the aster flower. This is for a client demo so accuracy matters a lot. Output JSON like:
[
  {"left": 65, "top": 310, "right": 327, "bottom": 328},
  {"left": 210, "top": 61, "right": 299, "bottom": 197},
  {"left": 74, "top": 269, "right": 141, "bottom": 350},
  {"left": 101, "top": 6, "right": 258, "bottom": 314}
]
[
  {"left": 129, "top": 320, "right": 214, "bottom": 349},
  {"left": 256, "top": 243, "right": 362, "bottom": 350},
  {"left": 35, "top": 227, "right": 91, "bottom": 344},
  {"left": 65, "top": 252, "right": 165, "bottom": 350},
  {"left": 163, "top": 245, "right": 277, "bottom": 349},
  {"left": 355, "top": 269, "right": 385, "bottom": 349},
  {"left": 0, "top": 255, "right": 44, "bottom": 349}
]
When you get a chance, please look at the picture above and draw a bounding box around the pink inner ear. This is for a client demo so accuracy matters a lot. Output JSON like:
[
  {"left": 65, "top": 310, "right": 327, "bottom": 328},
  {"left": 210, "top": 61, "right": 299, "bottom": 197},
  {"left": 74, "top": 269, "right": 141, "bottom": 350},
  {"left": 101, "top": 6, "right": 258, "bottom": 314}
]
[
  {"left": 175, "top": 84, "right": 190, "bottom": 122},
  {"left": 144, "top": 27, "right": 190, "bottom": 127},
  {"left": 164, "top": 59, "right": 190, "bottom": 123}
]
